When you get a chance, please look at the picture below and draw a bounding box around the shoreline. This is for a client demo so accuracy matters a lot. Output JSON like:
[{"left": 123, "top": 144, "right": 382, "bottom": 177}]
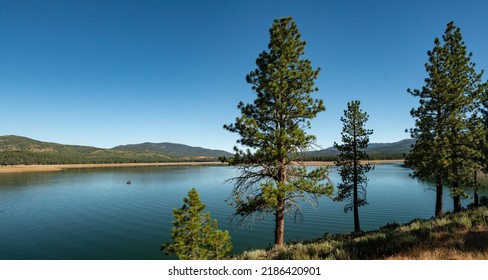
[
  {"left": 299, "top": 159, "right": 404, "bottom": 166},
  {"left": 0, "top": 162, "right": 227, "bottom": 173},
  {"left": 0, "top": 159, "right": 404, "bottom": 173}
]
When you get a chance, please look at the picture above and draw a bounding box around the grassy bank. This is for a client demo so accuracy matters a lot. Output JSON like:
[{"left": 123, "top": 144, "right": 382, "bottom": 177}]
[{"left": 237, "top": 206, "right": 488, "bottom": 260}]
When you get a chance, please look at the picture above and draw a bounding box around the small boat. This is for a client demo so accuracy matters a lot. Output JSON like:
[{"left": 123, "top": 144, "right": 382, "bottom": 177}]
[{"left": 127, "top": 180, "right": 132, "bottom": 185}]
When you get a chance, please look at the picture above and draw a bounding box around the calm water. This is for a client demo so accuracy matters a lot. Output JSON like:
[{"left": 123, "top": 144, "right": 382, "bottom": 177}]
[{"left": 0, "top": 163, "right": 479, "bottom": 259}]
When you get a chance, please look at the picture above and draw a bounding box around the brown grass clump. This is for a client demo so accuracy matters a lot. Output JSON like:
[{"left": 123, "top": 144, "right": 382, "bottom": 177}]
[
  {"left": 388, "top": 247, "right": 488, "bottom": 260},
  {"left": 387, "top": 226, "right": 488, "bottom": 260}
]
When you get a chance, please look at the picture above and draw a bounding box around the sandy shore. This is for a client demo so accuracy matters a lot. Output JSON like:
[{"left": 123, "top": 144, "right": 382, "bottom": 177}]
[
  {"left": 0, "top": 160, "right": 404, "bottom": 173},
  {"left": 0, "top": 162, "right": 226, "bottom": 173},
  {"left": 299, "top": 159, "right": 404, "bottom": 166}
]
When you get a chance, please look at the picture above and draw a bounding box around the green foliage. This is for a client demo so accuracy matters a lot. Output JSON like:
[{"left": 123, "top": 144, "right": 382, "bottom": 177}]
[
  {"left": 334, "top": 100, "right": 373, "bottom": 232},
  {"left": 161, "top": 188, "right": 232, "bottom": 260},
  {"left": 407, "top": 21, "right": 487, "bottom": 214},
  {"left": 224, "top": 17, "right": 332, "bottom": 246},
  {"left": 481, "top": 87, "right": 488, "bottom": 174}
]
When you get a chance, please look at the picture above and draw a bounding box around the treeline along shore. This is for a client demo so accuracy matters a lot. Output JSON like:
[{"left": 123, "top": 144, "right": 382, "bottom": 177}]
[{"left": 0, "top": 160, "right": 403, "bottom": 173}]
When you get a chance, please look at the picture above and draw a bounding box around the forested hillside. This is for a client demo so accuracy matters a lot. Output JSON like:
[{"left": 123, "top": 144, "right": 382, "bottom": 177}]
[
  {"left": 0, "top": 135, "right": 231, "bottom": 165},
  {"left": 112, "top": 142, "right": 232, "bottom": 158},
  {"left": 303, "top": 139, "right": 415, "bottom": 161}
]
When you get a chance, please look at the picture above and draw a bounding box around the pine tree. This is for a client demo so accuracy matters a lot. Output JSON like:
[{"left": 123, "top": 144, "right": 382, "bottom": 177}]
[
  {"left": 407, "top": 22, "right": 486, "bottom": 214},
  {"left": 334, "top": 100, "right": 372, "bottom": 233},
  {"left": 406, "top": 32, "right": 450, "bottom": 217},
  {"left": 161, "top": 188, "right": 232, "bottom": 260},
  {"left": 223, "top": 17, "right": 333, "bottom": 246},
  {"left": 483, "top": 92, "right": 488, "bottom": 175},
  {"left": 466, "top": 111, "right": 486, "bottom": 207},
  {"left": 471, "top": 71, "right": 488, "bottom": 207}
]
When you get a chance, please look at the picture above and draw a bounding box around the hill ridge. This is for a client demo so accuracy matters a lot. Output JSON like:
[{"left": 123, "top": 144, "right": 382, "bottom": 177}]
[
  {"left": 0, "top": 135, "right": 232, "bottom": 165},
  {"left": 304, "top": 138, "right": 415, "bottom": 160},
  {"left": 112, "top": 142, "right": 233, "bottom": 158}
]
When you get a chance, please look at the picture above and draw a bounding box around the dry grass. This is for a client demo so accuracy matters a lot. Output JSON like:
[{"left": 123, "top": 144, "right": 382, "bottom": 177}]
[
  {"left": 388, "top": 248, "right": 488, "bottom": 260},
  {"left": 237, "top": 207, "right": 488, "bottom": 260},
  {"left": 387, "top": 226, "right": 488, "bottom": 260}
]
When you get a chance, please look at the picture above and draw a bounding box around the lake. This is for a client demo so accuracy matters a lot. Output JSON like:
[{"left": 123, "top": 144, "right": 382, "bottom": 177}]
[{"left": 0, "top": 163, "right": 480, "bottom": 259}]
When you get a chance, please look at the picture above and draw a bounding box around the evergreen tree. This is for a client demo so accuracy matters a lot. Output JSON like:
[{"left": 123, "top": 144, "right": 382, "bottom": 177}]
[
  {"left": 223, "top": 17, "right": 333, "bottom": 246},
  {"left": 480, "top": 90, "right": 488, "bottom": 174},
  {"left": 483, "top": 92, "right": 488, "bottom": 174},
  {"left": 406, "top": 32, "right": 450, "bottom": 217},
  {"left": 334, "top": 100, "right": 372, "bottom": 233},
  {"left": 161, "top": 188, "right": 232, "bottom": 260},
  {"left": 471, "top": 73, "right": 488, "bottom": 207},
  {"left": 466, "top": 110, "right": 486, "bottom": 207},
  {"left": 407, "top": 22, "right": 486, "bottom": 214}
]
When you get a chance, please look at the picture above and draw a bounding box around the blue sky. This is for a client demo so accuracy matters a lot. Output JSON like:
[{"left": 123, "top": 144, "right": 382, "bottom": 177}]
[{"left": 1, "top": 0, "right": 487, "bottom": 151}]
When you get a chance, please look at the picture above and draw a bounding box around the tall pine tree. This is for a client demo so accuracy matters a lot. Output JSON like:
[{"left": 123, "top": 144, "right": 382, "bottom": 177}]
[
  {"left": 407, "top": 22, "right": 486, "bottom": 214},
  {"left": 406, "top": 33, "right": 450, "bottom": 217},
  {"left": 471, "top": 66, "right": 488, "bottom": 207},
  {"left": 334, "top": 100, "right": 373, "bottom": 233},
  {"left": 466, "top": 107, "right": 486, "bottom": 207},
  {"left": 161, "top": 188, "right": 232, "bottom": 260},
  {"left": 483, "top": 91, "right": 488, "bottom": 175},
  {"left": 224, "top": 17, "right": 333, "bottom": 246}
]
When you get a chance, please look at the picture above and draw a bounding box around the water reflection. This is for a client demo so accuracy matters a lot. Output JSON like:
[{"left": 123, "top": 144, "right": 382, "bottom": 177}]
[{"left": 0, "top": 163, "right": 484, "bottom": 260}]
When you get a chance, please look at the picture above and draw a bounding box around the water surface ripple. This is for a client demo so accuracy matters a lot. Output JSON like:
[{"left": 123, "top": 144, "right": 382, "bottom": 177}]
[{"left": 0, "top": 163, "right": 477, "bottom": 259}]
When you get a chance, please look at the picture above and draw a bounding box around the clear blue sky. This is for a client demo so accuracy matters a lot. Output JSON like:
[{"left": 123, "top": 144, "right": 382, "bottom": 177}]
[{"left": 1, "top": 0, "right": 487, "bottom": 151}]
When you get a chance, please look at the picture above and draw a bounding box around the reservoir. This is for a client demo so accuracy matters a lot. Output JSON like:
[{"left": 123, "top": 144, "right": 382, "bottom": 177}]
[{"left": 0, "top": 163, "right": 478, "bottom": 259}]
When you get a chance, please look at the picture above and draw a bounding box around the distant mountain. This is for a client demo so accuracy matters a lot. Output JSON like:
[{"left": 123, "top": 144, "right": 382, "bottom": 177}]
[
  {"left": 305, "top": 139, "right": 415, "bottom": 159},
  {"left": 364, "top": 139, "right": 416, "bottom": 155},
  {"left": 111, "top": 142, "right": 233, "bottom": 158},
  {"left": 0, "top": 135, "right": 231, "bottom": 165}
]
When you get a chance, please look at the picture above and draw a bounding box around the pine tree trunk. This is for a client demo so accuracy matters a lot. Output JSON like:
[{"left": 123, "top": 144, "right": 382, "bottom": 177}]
[
  {"left": 474, "top": 171, "right": 479, "bottom": 207},
  {"left": 274, "top": 160, "right": 286, "bottom": 247},
  {"left": 451, "top": 159, "right": 462, "bottom": 213},
  {"left": 353, "top": 181, "right": 360, "bottom": 233},
  {"left": 453, "top": 195, "right": 462, "bottom": 212},
  {"left": 353, "top": 126, "right": 360, "bottom": 233},
  {"left": 274, "top": 198, "right": 285, "bottom": 246},
  {"left": 452, "top": 181, "right": 462, "bottom": 212},
  {"left": 435, "top": 174, "right": 443, "bottom": 217}
]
